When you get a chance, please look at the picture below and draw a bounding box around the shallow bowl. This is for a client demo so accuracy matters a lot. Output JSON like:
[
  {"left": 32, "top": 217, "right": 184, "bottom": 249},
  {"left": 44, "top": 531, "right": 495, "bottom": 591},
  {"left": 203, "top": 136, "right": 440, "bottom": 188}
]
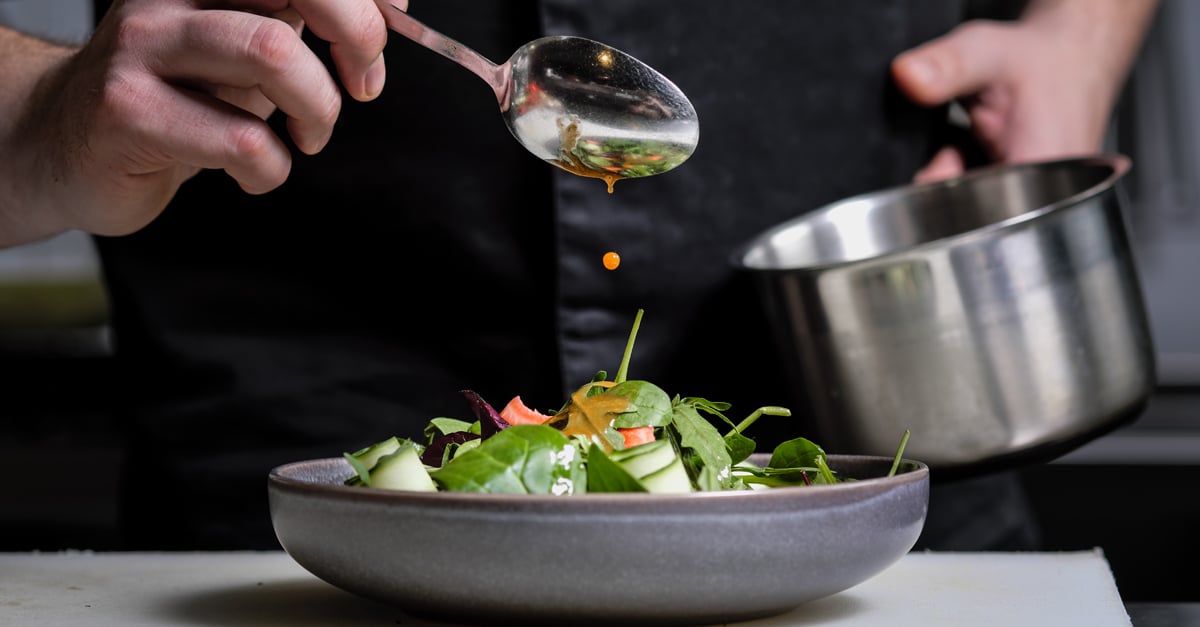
[{"left": 268, "top": 454, "right": 928, "bottom": 626}]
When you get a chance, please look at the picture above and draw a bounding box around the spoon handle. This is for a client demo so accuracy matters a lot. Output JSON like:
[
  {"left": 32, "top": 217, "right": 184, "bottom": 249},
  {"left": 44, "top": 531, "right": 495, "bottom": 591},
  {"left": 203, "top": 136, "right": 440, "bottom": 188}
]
[{"left": 373, "top": 0, "right": 512, "bottom": 108}]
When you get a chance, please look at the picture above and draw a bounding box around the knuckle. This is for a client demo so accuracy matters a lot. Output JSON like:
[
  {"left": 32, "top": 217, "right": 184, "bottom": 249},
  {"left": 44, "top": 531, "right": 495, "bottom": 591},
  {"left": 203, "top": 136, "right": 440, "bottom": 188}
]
[
  {"left": 227, "top": 121, "right": 275, "bottom": 163},
  {"left": 94, "top": 69, "right": 150, "bottom": 129},
  {"left": 248, "top": 19, "right": 300, "bottom": 73},
  {"left": 226, "top": 122, "right": 290, "bottom": 191},
  {"left": 112, "top": 12, "right": 158, "bottom": 51}
]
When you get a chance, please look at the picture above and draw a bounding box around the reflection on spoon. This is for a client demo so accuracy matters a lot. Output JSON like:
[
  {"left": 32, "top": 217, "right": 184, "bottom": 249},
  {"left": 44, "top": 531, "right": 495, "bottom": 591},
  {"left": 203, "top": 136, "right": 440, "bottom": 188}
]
[{"left": 552, "top": 115, "right": 694, "bottom": 193}]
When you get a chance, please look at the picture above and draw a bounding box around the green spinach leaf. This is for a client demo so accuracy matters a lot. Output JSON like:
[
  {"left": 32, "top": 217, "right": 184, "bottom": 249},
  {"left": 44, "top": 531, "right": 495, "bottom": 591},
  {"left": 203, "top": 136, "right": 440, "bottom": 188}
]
[
  {"left": 429, "top": 425, "right": 586, "bottom": 495},
  {"left": 669, "top": 403, "right": 734, "bottom": 490},
  {"left": 724, "top": 432, "right": 757, "bottom": 466},
  {"left": 585, "top": 444, "right": 648, "bottom": 493},
  {"left": 608, "top": 380, "right": 673, "bottom": 428},
  {"left": 423, "top": 417, "right": 478, "bottom": 444},
  {"left": 769, "top": 437, "right": 838, "bottom": 484}
]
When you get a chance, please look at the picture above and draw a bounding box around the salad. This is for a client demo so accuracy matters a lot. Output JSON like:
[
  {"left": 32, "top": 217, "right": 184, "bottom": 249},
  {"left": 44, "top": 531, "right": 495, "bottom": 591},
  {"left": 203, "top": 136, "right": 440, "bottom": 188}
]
[{"left": 344, "top": 310, "right": 910, "bottom": 495}]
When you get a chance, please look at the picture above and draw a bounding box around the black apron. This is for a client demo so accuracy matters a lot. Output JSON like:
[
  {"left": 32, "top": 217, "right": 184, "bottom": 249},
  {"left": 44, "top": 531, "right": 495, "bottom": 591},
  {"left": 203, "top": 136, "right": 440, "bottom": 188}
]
[{"left": 92, "top": 0, "right": 1037, "bottom": 550}]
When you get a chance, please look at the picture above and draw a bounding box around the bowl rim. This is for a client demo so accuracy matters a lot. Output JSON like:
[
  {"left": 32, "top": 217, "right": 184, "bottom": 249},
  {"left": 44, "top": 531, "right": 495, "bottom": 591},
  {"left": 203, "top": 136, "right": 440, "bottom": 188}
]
[
  {"left": 268, "top": 453, "right": 929, "bottom": 510},
  {"left": 730, "top": 153, "right": 1131, "bottom": 273}
]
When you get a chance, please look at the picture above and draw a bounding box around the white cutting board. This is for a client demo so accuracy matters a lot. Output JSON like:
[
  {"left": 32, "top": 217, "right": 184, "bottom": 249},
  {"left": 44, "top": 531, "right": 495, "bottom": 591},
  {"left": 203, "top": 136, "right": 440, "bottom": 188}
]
[
  {"left": 746, "top": 549, "right": 1130, "bottom": 626},
  {"left": 0, "top": 550, "right": 1129, "bottom": 626}
]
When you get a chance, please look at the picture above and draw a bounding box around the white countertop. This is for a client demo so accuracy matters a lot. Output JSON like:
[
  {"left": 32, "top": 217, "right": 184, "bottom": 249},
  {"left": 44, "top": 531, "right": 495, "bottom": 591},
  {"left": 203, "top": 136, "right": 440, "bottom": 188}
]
[{"left": 0, "top": 550, "right": 1130, "bottom": 626}]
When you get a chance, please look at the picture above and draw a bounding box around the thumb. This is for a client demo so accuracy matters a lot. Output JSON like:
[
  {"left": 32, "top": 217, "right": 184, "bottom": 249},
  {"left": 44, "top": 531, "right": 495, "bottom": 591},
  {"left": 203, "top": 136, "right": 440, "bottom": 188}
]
[{"left": 891, "top": 22, "right": 1009, "bottom": 106}]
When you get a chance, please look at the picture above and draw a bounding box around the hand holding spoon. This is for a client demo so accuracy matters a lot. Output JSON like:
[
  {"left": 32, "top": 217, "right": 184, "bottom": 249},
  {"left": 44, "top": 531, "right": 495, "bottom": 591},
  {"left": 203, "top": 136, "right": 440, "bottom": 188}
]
[{"left": 374, "top": 0, "right": 700, "bottom": 192}]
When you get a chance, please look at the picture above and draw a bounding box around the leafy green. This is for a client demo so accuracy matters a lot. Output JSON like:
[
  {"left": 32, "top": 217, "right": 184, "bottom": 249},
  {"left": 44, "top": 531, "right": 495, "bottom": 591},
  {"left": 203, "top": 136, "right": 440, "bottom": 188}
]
[
  {"left": 889, "top": 430, "right": 912, "bottom": 477},
  {"left": 429, "top": 425, "right": 586, "bottom": 495},
  {"left": 614, "top": 309, "right": 643, "bottom": 384},
  {"left": 724, "top": 431, "right": 757, "bottom": 467},
  {"left": 668, "top": 402, "right": 735, "bottom": 491},
  {"left": 608, "top": 380, "right": 673, "bottom": 429},
  {"left": 768, "top": 437, "right": 830, "bottom": 483},
  {"left": 732, "top": 406, "right": 792, "bottom": 434},
  {"left": 585, "top": 443, "right": 647, "bottom": 493},
  {"left": 681, "top": 398, "right": 746, "bottom": 465},
  {"left": 343, "top": 310, "right": 914, "bottom": 495},
  {"left": 723, "top": 405, "right": 793, "bottom": 465},
  {"left": 423, "top": 418, "right": 478, "bottom": 444},
  {"left": 589, "top": 311, "right": 672, "bottom": 436},
  {"left": 445, "top": 438, "right": 481, "bottom": 464}
]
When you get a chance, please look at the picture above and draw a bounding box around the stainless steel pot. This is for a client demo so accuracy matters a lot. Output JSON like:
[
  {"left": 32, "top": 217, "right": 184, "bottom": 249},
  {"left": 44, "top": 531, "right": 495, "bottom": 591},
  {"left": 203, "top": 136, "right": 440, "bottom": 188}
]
[{"left": 732, "top": 155, "right": 1155, "bottom": 476}]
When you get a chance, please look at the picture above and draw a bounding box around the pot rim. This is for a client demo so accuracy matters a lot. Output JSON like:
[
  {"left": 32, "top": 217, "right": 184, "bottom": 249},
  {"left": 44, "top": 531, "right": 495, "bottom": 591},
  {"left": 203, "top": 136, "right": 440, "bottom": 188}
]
[{"left": 731, "top": 153, "right": 1132, "bottom": 274}]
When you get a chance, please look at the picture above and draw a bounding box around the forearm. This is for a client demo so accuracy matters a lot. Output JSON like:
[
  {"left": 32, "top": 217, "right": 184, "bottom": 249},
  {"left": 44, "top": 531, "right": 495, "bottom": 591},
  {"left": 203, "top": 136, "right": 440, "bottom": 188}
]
[{"left": 0, "top": 26, "right": 79, "bottom": 247}]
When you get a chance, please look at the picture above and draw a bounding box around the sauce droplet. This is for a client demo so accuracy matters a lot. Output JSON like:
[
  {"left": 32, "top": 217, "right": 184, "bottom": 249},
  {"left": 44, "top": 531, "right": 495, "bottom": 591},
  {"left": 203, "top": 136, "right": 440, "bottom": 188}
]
[{"left": 602, "top": 251, "right": 621, "bottom": 271}]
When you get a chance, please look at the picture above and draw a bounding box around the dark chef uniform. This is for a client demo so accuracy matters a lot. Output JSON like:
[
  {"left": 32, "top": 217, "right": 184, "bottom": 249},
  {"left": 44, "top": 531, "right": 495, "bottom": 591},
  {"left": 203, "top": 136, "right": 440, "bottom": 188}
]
[{"left": 91, "top": 0, "right": 1039, "bottom": 550}]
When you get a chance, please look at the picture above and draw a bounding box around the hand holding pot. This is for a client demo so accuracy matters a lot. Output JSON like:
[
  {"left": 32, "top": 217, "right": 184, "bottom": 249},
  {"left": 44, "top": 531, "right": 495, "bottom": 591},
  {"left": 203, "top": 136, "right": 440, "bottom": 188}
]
[{"left": 891, "top": 0, "right": 1159, "bottom": 182}]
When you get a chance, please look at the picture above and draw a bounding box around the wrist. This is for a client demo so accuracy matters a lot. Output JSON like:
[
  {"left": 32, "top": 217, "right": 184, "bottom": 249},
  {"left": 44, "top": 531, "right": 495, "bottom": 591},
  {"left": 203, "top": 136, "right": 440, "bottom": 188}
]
[
  {"left": 0, "top": 33, "right": 82, "bottom": 246},
  {"left": 1014, "top": 0, "right": 1158, "bottom": 153},
  {"left": 1019, "top": 0, "right": 1158, "bottom": 96}
]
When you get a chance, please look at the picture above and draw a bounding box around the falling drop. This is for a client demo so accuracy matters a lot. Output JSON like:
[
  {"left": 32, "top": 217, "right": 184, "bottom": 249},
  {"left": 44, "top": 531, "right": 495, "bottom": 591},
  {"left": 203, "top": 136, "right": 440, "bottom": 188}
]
[{"left": 603, "top": 251, "right": 621, "bottom": 271}]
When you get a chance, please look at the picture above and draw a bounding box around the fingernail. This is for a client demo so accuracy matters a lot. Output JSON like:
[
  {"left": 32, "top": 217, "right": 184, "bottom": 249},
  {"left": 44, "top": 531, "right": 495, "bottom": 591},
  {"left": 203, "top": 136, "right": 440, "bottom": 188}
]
[{"left": 365, "top": 55, "right": 386, "bottom": 100}]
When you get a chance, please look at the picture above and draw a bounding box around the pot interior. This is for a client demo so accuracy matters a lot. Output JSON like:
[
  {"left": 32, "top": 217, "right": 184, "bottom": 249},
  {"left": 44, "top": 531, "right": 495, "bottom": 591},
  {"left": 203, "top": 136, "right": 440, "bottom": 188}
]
[{"left": 739, "top": 158, "right": 1124, "bottom": 269}]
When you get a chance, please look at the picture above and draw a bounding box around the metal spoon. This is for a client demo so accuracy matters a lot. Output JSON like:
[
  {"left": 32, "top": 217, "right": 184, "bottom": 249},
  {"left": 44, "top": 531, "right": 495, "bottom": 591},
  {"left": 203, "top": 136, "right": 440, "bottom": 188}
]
[{"left": 374, "top": 1, "right": 699, "bottom": 192}]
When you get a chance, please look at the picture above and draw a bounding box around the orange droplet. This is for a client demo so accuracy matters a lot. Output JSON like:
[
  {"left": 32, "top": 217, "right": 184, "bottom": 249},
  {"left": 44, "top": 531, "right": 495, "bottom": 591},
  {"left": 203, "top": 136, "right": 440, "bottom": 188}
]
[{"left": 602, "top": 251, "right": 621, "bottom": 271}]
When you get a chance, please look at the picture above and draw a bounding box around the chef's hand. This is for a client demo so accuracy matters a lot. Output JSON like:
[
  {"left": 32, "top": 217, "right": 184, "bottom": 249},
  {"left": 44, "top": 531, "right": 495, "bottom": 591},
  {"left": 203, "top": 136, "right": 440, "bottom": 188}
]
[
  {"left": 891, "top": 0, "right": 1158, "bottom": 182},
  {"left": 0, "top": 0, "right": 396, "bottom": 247}
]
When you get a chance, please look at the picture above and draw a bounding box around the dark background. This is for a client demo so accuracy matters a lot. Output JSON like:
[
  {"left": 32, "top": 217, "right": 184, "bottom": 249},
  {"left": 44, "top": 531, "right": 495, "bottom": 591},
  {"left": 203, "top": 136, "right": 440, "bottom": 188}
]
[{"left": 1, "top": 0, "right": 1197, "bottom": 607}]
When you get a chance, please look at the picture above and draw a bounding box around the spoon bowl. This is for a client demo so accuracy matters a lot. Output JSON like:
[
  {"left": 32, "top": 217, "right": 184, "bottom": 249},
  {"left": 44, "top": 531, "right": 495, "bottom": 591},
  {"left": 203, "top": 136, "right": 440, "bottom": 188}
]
[{"left": 375, "top": 1, "right": 699, "bottom": 191}]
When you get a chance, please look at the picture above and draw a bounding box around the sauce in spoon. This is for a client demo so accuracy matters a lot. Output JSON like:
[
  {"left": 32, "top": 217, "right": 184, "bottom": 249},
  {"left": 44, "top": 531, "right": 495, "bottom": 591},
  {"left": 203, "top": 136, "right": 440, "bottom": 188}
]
[{"left": 375, "top": 2, "right": 699, "bottom": 189}]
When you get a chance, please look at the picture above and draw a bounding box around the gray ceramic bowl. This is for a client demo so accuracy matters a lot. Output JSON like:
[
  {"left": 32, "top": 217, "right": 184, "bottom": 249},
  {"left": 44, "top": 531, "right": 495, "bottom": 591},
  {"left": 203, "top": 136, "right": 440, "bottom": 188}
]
[{"left": 268, "top": 454, "right": 928, "bottom": 626}]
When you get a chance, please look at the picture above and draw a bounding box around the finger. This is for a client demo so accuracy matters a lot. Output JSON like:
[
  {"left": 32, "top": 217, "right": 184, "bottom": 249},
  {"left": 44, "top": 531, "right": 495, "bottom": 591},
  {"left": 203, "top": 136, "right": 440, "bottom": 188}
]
[
  {"left": 891, "top": 21, "right": 1012, "bottom": 106},
  {"left": 296, "top": 0, "right": 389, "bottom": 101},
  {"left": 204, "top": 1, "right": 304, "bottom": 30},
  {"left": 224, "top": 0, "right": 390, "bottom": 101},
  {"left": 914, "top": 145, "right": 965, "bottom": 183},
  {"left": 204, "top": 0, "right": 292, "bottom": 13},
  {"left": 147, "top": 9, "right": 342, "bottom": 155},
  {"left": 111, "top": 73, "right": 294, "bottom": 193},
  {"left": 206, "top": 8, "right": 305, "bottom": 121}
]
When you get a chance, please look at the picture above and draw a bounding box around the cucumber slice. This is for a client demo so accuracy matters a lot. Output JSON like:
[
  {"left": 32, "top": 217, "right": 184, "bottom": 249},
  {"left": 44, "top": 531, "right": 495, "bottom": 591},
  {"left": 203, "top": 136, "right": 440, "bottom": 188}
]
[
  {"left": 369, "top": 444, "right": 438, "bottom": 492},
  {"left": 609, "top": 439, "right": 679, "bottom": 482},
  {"left": 348, "top": 436, "right": 404, "bottom": 470},
  {"left": 639, "top": 456, "right": 693, "bottom": 494}
]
